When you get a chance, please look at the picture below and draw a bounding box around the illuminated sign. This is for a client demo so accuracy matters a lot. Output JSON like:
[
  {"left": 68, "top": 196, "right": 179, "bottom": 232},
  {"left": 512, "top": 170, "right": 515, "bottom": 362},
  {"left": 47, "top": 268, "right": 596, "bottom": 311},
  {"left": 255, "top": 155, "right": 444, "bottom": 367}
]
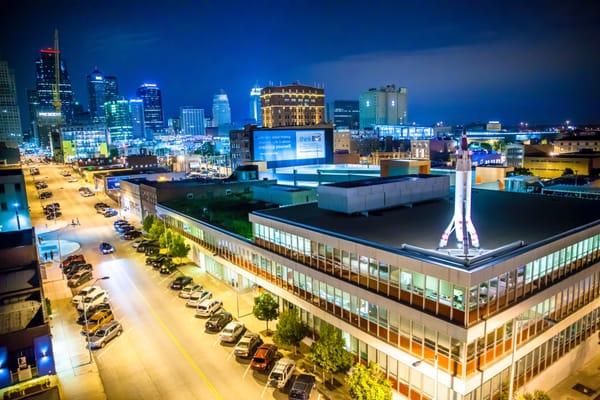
[
  {"left": 37, "top": 112, "right": 61, "bottom": 117},
  {"left": 253, "top": 129, "right": 328, "bottom": 168}
]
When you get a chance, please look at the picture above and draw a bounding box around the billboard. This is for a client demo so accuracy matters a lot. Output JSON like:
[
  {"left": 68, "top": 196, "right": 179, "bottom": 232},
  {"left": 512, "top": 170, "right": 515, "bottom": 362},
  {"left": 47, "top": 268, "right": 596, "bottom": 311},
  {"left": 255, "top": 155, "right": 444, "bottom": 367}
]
[{"left": 252, "top": 129, "right": 330, "bottom": 168}]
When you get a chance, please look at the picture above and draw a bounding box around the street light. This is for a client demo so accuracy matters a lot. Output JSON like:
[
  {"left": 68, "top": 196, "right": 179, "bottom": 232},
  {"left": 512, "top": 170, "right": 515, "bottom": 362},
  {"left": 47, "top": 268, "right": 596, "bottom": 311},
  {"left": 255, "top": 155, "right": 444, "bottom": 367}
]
[
  {"left": 412, "top": 355, "right": 438, "bottom": 400},
  {"left": 83, "top": 276, "right": 110, "bottom": 364},
  {"left": 13, "top": 202, "right": 21, "bottom": 230}
]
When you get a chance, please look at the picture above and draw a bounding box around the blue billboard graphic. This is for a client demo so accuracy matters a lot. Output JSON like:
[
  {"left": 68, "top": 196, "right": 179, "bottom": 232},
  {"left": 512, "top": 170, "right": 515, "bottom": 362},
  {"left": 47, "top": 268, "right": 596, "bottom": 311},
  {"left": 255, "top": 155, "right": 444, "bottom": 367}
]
[{"left": 253, "top": 129, "right": 329, "bottom": 168}]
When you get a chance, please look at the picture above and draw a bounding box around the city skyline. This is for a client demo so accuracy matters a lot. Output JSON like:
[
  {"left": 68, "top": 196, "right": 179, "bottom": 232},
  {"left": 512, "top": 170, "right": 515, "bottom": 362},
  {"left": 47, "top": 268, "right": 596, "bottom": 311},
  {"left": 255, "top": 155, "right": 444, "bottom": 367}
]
[{"left": 1, "top": 1, "right": 599, "bottom": 131}]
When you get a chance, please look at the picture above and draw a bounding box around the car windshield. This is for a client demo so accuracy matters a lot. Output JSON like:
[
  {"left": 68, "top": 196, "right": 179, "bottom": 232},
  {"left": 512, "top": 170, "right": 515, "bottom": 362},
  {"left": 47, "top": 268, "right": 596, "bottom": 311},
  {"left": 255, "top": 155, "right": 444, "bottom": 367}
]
[
  {"left": 223, "top": 328, "right": 234, "bottom": 334},
  {"left": 237, "top": 341, "right": 249, "bottom": 349},
  {"left": 270, "top": 372, "right": 282, "bottom": 380},
  {"left": 253, "top": 357, "right": 265, "bottom": 363},
  {"left": 95, "top": 329, "right": 107, "bottom": 336}
]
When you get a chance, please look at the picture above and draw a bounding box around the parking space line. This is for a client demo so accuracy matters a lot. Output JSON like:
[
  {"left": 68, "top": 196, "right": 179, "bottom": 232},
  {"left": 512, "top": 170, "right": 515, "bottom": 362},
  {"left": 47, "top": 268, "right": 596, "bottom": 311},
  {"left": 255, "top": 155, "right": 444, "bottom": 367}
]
[
  {"left": 243, "top": 363, "right": 252, "bottom": 379},
  {"left": 213, "top": 336, "right": 221, "bottom": 346},
  {"left": 260, "top": 382, "right": 269, "bottom": 398},
  {"left": 226, "top": 348, "right": 236, "bottom": 361}
]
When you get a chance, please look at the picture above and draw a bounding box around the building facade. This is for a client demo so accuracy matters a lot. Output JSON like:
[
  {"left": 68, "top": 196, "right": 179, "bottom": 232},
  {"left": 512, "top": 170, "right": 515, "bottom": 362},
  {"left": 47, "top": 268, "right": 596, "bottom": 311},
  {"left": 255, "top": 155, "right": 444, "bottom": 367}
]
[
  {"left": 60, "top": 125, "right": 109, "bottom": 161},
  {"left": 249, "top": 85, "right": 262, "bottom": 125},
  {"left": 0, "top": 167, "right": 31, "bottom": 232},
  {"left": 212, "top": 91, "right": 232, "bottom": 127},
  {"left": 105, "top": 99, "right": 132, "bottom": 144},
  {"left": 261, "top": 84, "right": 325, "bottom": 128},
  {"left": 136, "top": 83, "right": 164, "bottom": 137},
  {"left": 0, "top": 61, "right": 23, "bottom": 144},
  {"left": 333, "top": 100, "right": 359, "bottom": 130},
  {"left": 155, "top": 185, "right": 600, "bottom": 400},
  {"left": 104, "top": 75, "right": 119, "bottom": 101},
  {"left": 524, "top": 152, "right": 600, "bottom": 178},
  {"left": 34, "top": 48, "right": 75, "bottom": 125},
  {"left": 554, "top": 135, "right": 600, "bottom": 154},
  {"left": 180, "top": 107, "right": 206, "bottom": 136},
  {"left": 128, "top": 98, "right": 145, "bottom": 140},
  {"left": 359, "top": 85, "right": 407, "bottom": 128}
]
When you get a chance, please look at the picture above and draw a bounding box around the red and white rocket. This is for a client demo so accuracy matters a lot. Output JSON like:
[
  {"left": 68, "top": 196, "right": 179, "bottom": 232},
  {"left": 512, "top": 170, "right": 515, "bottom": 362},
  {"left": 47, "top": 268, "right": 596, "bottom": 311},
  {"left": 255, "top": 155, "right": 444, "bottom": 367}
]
[{"left": 439, "top": 129, "right": 480, "bottom": 253}]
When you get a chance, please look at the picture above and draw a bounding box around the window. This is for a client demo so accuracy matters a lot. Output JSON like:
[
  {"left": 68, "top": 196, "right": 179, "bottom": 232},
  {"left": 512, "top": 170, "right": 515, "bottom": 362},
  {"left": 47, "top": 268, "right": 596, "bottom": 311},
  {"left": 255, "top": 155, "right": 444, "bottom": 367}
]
[
  {"left": 14, "top": 183, "right": 21, "bottom": 192},
  {"left": 0, "top": 184, "right": 4, "bottom": 194},
  {"left": 0, "top": 202, "right": 6, "bottom": 211}
]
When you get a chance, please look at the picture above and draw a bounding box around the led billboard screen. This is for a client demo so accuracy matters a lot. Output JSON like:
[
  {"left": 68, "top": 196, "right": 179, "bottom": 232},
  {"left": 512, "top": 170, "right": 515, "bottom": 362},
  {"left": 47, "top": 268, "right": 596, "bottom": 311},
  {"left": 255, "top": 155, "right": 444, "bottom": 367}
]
[{"left": 252, "top": 129, "right": 330, "bottom": 168}]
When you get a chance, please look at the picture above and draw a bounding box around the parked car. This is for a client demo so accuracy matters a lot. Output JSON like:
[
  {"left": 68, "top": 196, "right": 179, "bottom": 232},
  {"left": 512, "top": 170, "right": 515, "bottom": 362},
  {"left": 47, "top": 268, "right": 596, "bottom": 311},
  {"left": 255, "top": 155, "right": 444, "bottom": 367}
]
[
  {"left": 67, "top": 177, "right": 79, "bottom": 183},
  {"left": 115, "top": 223, "right": 133, "bottom": 232},
  {"left": 81, "top": 309, "right": 114, "bottom": 337},
  {"left": 122, "top": 230, "right": 142, "bottom": 240},
  {"left": 152, "top": 256, "right": 173, "bottom": 269},
  {"left": 144, "top": 246, "right": 160, "bottom": 256},
  {"left": 219, "top": 321, "right": 244, "bottom": 343},
  {"left": 61, "top": 254, "right": 85, "bottom": 269},
  {"left": 43, "top": 203, "right": 60, "bottom": 213},
  {"left": 268, "top": 358, "right": 296, "bottom": 388},
  {"left": 95, "top": 202, "right": 109, "bottom": 209},
  {"left": 234, "top": 332, "right": 263, "bottom": 358},
  {"left": 96, "top": 206, "right": 109, "bottom": 214},
  {"left": 65, "top": 263, "right": 93, "bottom": 279},
  {"left": 178, "top": 283, "right": 203, "bottom": 299},
  {"left": 159, "top": 264, "right": 176, "bottom": 275},
  {"left": 103, "top": 209, "right": 118, "bottom": 218},
  {"left": 72, "top": 285, "right": 101, "bottom": 305},
  {"left": 136, "top": 241, "right": 158, "bottom": 252},
  {"left": 77, "top": 303, "right": 111, "bottom": 325},
  {"left": 288, "top": 374, "right": 316, "bottom": 400},
  {"left": 185, "top": 290, "right": 212, "bottom": 307},
  {"left": 68, "top": 270, "right": 93, "bottom": 287},
  {"left": 170, "top": 276, "right": 193, "bottom": 290},
  {"left": 205, "top": 310, "right": 233, "bottom": 332},
  {"left": 196, "top": 299, "right": 223, "bottom": 317},
  {"left": 250, "top": 344, "right": 278, "bottom": 372},
  {"left": 132, "top": 239, "right": 145, "bottom": 249},
  {"left": 88, "top": 320, "right": 123, "bottom": 349},
  {"left": 77, "top": 289, "right": 109, "bottom": 312},
  {"left": 39, "top": 191, "right": 53, "bottom": 199},
  {"left": 46, "top": 211, "right": 62, "bottom": 220},
  {"left": 113, "top": 219, "right": 128, "bottom": 227},
  {"left": 99, "top": 242, "right": 115, "bottom": 254}
]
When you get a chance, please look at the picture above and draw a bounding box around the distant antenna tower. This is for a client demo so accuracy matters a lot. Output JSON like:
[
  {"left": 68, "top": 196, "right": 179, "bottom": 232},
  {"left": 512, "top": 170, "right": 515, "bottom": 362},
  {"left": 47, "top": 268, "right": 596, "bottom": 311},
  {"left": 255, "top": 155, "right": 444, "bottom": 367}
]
[{"left": 52, "top": 29, "right": 62, "bottom": 115}]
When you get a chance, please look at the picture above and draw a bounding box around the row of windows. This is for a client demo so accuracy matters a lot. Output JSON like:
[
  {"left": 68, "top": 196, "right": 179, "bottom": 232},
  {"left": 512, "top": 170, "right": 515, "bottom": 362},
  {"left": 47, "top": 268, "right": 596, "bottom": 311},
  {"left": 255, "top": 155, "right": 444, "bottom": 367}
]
[
  {"left": 465, "top": 306, "right": 600, "bottom": 400},
  {"left": 0, "top": 183, "right": 21, "bottom": 193}
]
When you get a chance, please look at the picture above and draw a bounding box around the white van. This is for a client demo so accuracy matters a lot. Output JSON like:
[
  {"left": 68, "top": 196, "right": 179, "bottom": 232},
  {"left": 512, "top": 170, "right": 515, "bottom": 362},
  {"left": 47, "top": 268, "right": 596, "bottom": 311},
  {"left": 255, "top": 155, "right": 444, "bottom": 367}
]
[
  {"left": 72, "top": 285, "right": 101, "bottom": 305},
  {"left": 195, "top": 299, "right": 222, "bottom": 317},
  {"left": 268, "top": 358, "right": 296, "bottom": 388},
  {"left": 78, "top": 289, "right": 109, "bottom": 312}
]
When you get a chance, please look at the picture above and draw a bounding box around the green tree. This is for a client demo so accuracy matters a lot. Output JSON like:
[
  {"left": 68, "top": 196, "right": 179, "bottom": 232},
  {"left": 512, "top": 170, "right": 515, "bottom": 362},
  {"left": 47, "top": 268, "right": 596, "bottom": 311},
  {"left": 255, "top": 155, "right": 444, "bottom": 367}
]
[
  {"left": 169, "top": 234, "right": 190, "bottom": 264},
  {"left": 147, "top": 219, "right": 165, "bottom": 240},
  {"left": 252, "top": 292, "right": 279, "bottom": 333},
  {"left": 512, "top": 167, "right": 533, "bottom": 176},
  {"left": 514, "top": 390, "right": 551, "bottom": 400},
  {"left": 275, "top": 308, "right": 308, "bottom": 354},
  {"left": 347, "top": 362, "right": 392, "bottom": 400},
  {"left": 308, "top": 323, "right": 353, "bottom": 384},
  {"left": 142, "top": 214, "right": 156, "bottom": 233},
  {"left": 562, "top": 167, "right": 574, "bottom": 176},
  {"left": 160, "top": 229, "right": 173, "bottom": 248}
]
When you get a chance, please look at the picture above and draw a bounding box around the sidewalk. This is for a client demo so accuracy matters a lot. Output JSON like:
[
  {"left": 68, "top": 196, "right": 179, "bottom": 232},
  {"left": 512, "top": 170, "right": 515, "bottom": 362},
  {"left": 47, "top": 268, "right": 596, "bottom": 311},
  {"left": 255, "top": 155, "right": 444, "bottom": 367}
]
[
  {"left": 43, "top": 262, "right": 107, "bottom": 400},
  {"left": 547, "top": 350, "right": 600, "bottom": 400}
]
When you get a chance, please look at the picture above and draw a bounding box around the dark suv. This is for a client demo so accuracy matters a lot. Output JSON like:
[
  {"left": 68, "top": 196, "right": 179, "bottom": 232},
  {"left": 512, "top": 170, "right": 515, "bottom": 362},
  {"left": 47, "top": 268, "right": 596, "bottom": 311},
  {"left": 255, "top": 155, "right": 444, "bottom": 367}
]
[
  {"left": 288, "top": 374, "right": 316, "bottom": 400},
  {"left": 170, "top": 276, "right": 192, "bottom": 290}
]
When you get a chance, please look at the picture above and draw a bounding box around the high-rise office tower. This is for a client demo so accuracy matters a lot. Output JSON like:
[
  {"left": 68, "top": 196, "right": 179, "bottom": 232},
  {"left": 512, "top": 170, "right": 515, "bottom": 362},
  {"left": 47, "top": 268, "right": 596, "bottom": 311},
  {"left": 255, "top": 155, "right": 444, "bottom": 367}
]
[
  {"left": 87, "top": 67, "right": 106, "bottom": 123},
  {"left": 0, "top": 61, "right": 23, "bottom": 144},
  {"left": 34, "top": 47, "right": 75, "bottom": 124},
  {"left": 333, "top": 100, "right": 359, "bottom": 130},
  {"left": 136, "top": 83, "right": 163, "bottom": 137},
  {"left": 261, "top": 83, "right": 325, "bottom": 128},
  {"left": 180, "top": 107, "right": 205, "bottom": 135},
  {"left": 105, "top": 76, "right": 119, "bottom": 101},
  {"left": 129, "top": 98, "right": 145, "bottom": 140},
  {"left": 359, "top": 84, "right": 407, "bottom": 129},
  {"left": 212, "top": 90, "right": 231, "bottom": 127},
  {"left": 249, "top": 84, "right": 262, "bottom": 125},
  {"left": 105, "top": 99, "right": 132, "bottom": 143}
]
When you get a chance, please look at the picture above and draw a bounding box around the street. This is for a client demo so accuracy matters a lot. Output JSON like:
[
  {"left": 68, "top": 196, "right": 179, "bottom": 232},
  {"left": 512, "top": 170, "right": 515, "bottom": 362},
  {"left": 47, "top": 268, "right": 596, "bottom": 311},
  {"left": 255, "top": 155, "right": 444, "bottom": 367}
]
[{"left": 26, "top": 163, "right": 294, "bottom": 400}]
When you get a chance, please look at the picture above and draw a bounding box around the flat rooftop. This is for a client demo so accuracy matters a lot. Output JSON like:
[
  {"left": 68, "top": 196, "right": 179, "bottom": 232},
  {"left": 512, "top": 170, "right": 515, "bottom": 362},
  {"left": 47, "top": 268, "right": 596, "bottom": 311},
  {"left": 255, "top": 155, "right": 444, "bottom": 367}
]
[
  {"left": 328, "top": 174, "right": 439, "bottom": 188},
  {"left": 254, "top": 190, "right": 600, "bottom": 257}
]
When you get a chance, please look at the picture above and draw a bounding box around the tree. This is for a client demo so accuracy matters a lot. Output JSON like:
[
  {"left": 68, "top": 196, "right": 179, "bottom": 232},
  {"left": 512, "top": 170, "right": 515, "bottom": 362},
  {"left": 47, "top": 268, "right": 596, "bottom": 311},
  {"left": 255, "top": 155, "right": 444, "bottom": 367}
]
[
  {"left": 308, "top": 323, "right": 353, "bottom": 384},
  {"left": 512, "top": 167, "right": 533, "bottom": 176},
  {"left": 142, "top": 214, "right": 156, "bottom": 233},
  {"left": 160, "top": 229, "right": 173, "bottom": 248},
  {"left": 169, "top": 234, "right": 190, "bottom": 264},
  {"left": 252, "top": 292, "right": 279, "bottom": 333},
  {"left": 347, "top": 362, "right": 392, "bottom": 400},
  {"left": 147, "top": 219, "right": 165, "bottom": 240},
  {"left": 275, "top": 308, "right": 308, "bottom": 354},
  {"left": 514, "top": 390, "right": 551, "bottom": 400},
  {"left": 562, "top": 167, "right": 574, "bottom": 176}
]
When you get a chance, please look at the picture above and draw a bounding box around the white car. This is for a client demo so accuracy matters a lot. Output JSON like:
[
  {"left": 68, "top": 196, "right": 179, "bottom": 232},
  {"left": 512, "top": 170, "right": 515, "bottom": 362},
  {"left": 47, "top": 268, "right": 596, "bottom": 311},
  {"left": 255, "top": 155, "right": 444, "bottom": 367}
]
[
  {"left": 269, "top": 358, "right": 296, "bottom": 388},
  {"left": 72, "top": 285, "right": 101, "bottom": 305},
  {"left": 219, "top": 321, "right": 244, "bottom": 343},
  {"left": 195, "top": 299, "right": 222, "bottom": 317},
  {"left": 67, "top": 177, "right": 78, "bottom": 183},
  {"left": 185, "top": 290, "right": 212, "bottom": 307},
  {"left": 77, "top": 289, "right": 109, "bottom": 312},
  {"left": 178, "top": 283, "right": 203, "bottom": 299}
]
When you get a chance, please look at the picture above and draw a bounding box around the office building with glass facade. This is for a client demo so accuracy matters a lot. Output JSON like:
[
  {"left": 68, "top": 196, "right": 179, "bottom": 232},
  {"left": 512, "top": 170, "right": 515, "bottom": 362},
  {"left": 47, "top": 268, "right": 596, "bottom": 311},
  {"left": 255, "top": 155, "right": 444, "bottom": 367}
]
[
  {"left": 180, "top": 107, "right": 205, "bottom": 135},
  {"left": 155, "top": 183, "right": 600, "bottom": 400},
  {"left": 61, "top": 125, "right": 108, "bottom": 161},
  {"left": 136, "top": 83, "right": 164, "bottom": 137},
  {"left": 360, "top": 85, "right": 407, "bottom": 129},
  {"left": 0, "top": 61, "right": 23, "bottom": 144},
  {"left": 212, "top": 91, "right": 232, "bottom": 128},
  {"left": 105, "top": 99, "right": 132, "bottom": 144}
]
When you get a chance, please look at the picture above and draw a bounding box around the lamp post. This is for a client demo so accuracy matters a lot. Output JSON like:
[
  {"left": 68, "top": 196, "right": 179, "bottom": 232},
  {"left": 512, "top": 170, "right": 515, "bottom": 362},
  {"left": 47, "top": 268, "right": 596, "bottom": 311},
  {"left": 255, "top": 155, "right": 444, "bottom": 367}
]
[
  {"left": 412, "top": 355, "right": 438, "bottom": 400},
  {"left": 83, "top": 276, "right": 110, "bottom": 364},
  {"left": 13, "top": 202, "right": 21, "bottom": 230}
]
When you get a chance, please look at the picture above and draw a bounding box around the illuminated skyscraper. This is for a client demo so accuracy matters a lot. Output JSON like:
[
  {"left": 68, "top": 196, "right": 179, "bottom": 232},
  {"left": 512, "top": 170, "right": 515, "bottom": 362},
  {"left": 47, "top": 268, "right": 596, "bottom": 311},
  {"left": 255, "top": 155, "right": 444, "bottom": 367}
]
[
  {"left": 0, "top": 60, "right": 23, "bottom": 144},
  {"left": 34, "top": 48, "right": 75, "bottom": 124},
  {"left": 105, "top": 76, "right": 119, "bottom": 101},
  {"left": 105, "top": 99, "right": 132, "bottom": 143},
  {"left": 129, "top": 98, "right": 145, "bottom": 140},
  {"left": 359, "top": 84, "right": 407, "bottom": 128},
  {"left": 136, "top": 83, "right": 164, "bottom": 137},
  {"left": 212, "top": 90, "right": 231, "bottom": 127},
  {"left": 261, "top": 83, "right": 325, "bottom": 128},
  {"left": 87, "top": 67, "right": 106, "bottom": 123},
  {"left": 333, "top": 100, "right": 359, "bottom": 130},
  {"left": 249, "top": 84, "right": 262, "bottom": 125},
  {"left": 180, "top": 107, "right": 205, "bottom": 135}
]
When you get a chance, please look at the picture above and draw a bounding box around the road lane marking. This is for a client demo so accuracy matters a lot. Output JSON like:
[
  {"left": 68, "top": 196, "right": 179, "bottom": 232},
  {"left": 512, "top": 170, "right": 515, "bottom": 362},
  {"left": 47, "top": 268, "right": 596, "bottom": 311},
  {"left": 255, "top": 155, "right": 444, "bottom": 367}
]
[
  {"left": 227, "top": 349, "right": 235, "bottom": 361},
  {"left": 243, "top": 363, "right": 252, "bottom": 379},
  {"left": 118, "top": 267, "right": 224, "bottom": 400}
]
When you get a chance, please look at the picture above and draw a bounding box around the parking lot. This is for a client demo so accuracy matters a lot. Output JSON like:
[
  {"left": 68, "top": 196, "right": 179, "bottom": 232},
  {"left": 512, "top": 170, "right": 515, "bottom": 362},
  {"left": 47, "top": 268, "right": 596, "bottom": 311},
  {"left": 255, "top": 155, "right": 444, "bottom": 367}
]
[{"left": 28, "top": 163, "right": 319, "bottom": 400}]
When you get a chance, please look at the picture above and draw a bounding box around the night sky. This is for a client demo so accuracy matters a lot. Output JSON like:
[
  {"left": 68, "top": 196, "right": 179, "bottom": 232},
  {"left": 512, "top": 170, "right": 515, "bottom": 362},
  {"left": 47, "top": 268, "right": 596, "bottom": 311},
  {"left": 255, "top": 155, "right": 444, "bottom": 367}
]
[{"left": 2, "top": 0, "right": 599, "bottom": 126}]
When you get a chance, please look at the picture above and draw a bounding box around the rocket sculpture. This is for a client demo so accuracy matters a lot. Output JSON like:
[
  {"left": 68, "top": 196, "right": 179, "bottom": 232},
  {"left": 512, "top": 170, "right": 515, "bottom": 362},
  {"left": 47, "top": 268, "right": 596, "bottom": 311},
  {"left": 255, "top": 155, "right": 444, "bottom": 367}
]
[{"left": 439, "top": 129, "right": 480, "bottom": 254}]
